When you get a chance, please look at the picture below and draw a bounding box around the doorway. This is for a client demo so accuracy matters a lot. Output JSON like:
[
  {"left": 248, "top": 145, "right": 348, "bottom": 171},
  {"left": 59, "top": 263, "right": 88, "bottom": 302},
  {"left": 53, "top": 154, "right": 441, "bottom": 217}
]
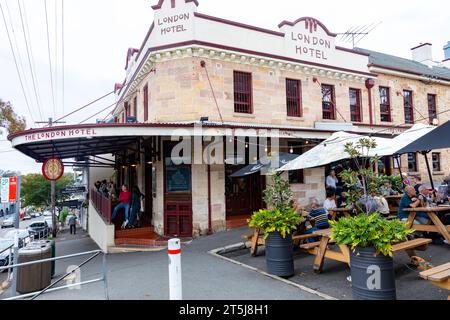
[{"left": 225, "top": 165, "right": 266, "bottom": 217}]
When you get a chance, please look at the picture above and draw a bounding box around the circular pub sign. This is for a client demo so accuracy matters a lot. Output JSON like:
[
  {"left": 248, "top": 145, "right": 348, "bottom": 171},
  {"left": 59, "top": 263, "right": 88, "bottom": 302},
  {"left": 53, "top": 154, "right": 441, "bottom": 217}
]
[{"left": 42, "top": 157, "right": 64, "bottom": 181}]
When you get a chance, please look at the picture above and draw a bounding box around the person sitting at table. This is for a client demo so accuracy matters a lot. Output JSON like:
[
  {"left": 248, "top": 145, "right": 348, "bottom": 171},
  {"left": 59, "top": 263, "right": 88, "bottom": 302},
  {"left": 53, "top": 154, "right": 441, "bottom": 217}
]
[
  {"left": 413, "top": 176, "right": 423, "bottom": 196},
  {"left": 417, "top": 185, "right": 435, "bottom": 207},
  {"left": 398, "top": 186, "right": 430, "bottom": 225},
  {"left": 323, "top": 188, "right": 337, "bottom": 213},
  {"left": 380, "top": 180, "right": 398, "bottom": 197},
  {"left": 304, "top": 198, "right": 331, "bottom": 243}
]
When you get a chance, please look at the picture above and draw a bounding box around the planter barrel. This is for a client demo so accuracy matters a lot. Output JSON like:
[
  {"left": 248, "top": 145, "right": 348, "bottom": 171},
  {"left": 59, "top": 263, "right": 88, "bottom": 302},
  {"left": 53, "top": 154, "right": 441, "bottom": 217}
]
[
  {"left": 350, "top": 247, "right": 396, "bottom": 300},
  {"left": 265, "top": 232, "right": 294, "bottom": 278}
]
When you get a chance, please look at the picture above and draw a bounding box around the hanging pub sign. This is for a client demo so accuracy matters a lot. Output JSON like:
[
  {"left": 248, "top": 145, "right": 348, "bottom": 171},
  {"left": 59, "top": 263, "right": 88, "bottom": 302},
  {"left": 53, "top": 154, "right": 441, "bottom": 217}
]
[{"left": 42, "top": 157, "right": 65, "bottom": 181}]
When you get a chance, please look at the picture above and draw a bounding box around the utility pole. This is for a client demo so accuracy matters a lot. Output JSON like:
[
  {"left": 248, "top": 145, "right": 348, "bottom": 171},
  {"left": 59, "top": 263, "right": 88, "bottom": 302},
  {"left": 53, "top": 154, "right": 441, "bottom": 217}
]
[{"left": 36, "top": 118, "right": 65, "bottom": 237}]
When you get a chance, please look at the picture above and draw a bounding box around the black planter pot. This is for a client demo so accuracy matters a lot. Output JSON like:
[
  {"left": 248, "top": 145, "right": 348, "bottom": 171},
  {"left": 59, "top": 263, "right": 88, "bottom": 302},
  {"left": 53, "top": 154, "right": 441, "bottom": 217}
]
[
  {"left": 350, "top": 246, "right": 396, "bottom": 300},
  {"left": 265, "top": 232, "right": 294, "bottom": 278}
]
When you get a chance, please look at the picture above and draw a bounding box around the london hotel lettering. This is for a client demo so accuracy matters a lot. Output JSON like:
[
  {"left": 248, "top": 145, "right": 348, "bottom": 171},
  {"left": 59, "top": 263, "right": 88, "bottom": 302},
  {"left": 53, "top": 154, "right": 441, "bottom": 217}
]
[
  {"left": 25, "top": 129, "right": 97, "bottom": 142},
  {"left": 291, "top": 32, "right": 331, "bottom": 60},
  {"left": 158, "top": 13, "right": 190, "bottom": 35}
]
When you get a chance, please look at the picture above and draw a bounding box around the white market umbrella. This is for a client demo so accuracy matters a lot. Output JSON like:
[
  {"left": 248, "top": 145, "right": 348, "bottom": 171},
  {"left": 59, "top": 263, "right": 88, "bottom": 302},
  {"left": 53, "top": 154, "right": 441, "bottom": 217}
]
[
  {"left": 368, "top": 123, "right": 436, "bottom": 157},
  {"left": 278, "top": 131, "right": 389, "bottom": 171}
]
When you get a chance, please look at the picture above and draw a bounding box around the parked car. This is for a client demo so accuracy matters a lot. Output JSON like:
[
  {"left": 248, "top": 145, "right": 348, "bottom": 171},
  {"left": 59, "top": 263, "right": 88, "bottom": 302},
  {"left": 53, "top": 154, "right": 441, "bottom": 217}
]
[
  {"left": 43, "top": 210, "right": 52, "bottom": 217},
  {"left": 1, "top": 217, "right": 15, "bottom": 229},
  {"left": 27, "top": 221, "right": 49, "bottom": 239},
  {"left": 43, "top": 216, "right": 55, "bottom": 232},
  {"left": 2, "top": 229, "right": 31, "bottom": 248},
  {"left": 0, "top": 239, "right": 14, "bottom": 269},
  {"left": 23, "top": 213, "right": 32, "bottom": 220}
]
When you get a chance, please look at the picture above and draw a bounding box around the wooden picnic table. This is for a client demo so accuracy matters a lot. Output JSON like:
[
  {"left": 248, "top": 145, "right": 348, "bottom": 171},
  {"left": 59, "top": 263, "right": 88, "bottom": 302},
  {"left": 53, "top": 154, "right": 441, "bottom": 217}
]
[
  {"left": 385, "top": 194, "right": 403, "bottom": 215},
  {"left": 419, "top": 262, "right": 450, "bottom": 300},
  {"left": 403, "top": 206, "right": 450, "bottom": 243},
  {"left": 328, "top": 207, "right": 355, "bottom": 220},
  {"left": 306, "top": 228, "right": 432, "bottom": 274}
]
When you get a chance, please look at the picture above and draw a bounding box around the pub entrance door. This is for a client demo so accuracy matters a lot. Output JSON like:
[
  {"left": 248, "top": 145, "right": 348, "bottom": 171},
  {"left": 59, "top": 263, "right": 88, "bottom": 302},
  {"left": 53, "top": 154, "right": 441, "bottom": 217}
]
[
  {"left": 163, "top": 141, "right": 193, "bottom": 237},
  {"left": 225, "top": 165, "right": 265, "bottom": 217}
]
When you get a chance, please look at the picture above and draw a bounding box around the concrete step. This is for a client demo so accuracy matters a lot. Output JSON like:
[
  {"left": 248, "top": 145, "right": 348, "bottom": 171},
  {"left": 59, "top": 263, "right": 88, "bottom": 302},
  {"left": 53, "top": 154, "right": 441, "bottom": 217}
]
[{"left": 108, "top": 245, "right": 166, "bottom": 254}]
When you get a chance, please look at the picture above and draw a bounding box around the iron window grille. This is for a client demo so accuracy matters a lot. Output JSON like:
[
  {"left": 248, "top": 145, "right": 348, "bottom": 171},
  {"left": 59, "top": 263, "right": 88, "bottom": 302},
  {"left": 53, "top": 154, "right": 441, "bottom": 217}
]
[
  {"left": 321, "top": 84, "right": 336, "bottom": 120},
  {"left": 286, "top": 79, "right": 302, "bottom": 117},
  {"left": 234, "top": 71, "right": 253, "bottom": 114}
]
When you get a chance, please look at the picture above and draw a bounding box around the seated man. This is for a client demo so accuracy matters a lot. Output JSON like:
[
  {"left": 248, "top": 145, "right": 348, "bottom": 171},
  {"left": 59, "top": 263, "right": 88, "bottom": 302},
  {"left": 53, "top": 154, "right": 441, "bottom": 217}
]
[
  {"left": 398, "top": 186, "right": 430, "bottom": 225},
  {"left": 417, "top": 185, "right": 435, "bottom": 207},
  {"left": 305, "top": 198, "right": 331, "bottom": 243}
]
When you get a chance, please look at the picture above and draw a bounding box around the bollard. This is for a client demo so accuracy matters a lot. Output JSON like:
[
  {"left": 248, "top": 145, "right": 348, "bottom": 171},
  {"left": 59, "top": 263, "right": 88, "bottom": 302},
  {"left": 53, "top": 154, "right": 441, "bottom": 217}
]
[{"left": 168, "top": 238, "right": 182, "bottom": 300}]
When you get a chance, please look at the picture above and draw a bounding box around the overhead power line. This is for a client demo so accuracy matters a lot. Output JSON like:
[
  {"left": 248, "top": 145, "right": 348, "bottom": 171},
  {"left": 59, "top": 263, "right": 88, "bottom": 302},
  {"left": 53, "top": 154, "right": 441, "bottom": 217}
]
[
  {"left": 0, "top": 0, "right": 36, "bottom": 125},
  {"left": 44, "top": 0, "right": 57, "bottom": 118},
  {"left": 17, "top": 0, "right": 44, "bottom": 121},
  {"left": 61, "top": 0, "right": 65, "bottom": 116}
]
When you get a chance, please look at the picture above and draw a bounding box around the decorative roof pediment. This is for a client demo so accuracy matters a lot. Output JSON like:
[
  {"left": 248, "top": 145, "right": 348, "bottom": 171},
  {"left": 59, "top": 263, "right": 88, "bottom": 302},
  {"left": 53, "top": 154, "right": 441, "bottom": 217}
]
[{"left": 152, "top": 0, "right": 199, "bottom": 11}]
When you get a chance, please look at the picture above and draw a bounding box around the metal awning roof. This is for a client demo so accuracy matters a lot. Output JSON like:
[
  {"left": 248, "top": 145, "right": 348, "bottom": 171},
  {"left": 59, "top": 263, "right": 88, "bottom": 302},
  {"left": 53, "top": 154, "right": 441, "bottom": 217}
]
[{"left": 8, "top": 123, "right": 334, "bottom": 162}]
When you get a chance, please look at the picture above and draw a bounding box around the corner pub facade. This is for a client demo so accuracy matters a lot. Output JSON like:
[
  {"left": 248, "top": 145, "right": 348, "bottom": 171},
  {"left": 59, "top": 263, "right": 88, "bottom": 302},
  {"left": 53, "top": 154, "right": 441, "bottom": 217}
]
[{"left": 9, "top": 0, "right": 450, "bottom": 251}]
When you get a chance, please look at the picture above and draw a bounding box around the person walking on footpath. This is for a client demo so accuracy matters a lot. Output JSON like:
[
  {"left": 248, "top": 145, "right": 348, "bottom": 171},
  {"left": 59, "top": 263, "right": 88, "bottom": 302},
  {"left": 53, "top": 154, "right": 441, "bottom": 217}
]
[
  {"left": 69, "top": 214, "right": 78, "bottom": 235},
  {"left": 112, "top": 185, "right": 132, "bottom": 229},
  {"left": 129, "top": 186, "right": 145, "bottom": 228}
]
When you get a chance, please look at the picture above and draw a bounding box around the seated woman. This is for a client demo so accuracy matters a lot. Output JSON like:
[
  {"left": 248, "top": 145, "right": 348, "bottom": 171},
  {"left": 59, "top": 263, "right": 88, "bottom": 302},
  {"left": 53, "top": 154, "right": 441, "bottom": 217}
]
[{"left": 111, "top": 185, "right": 132, "bottom": 229}]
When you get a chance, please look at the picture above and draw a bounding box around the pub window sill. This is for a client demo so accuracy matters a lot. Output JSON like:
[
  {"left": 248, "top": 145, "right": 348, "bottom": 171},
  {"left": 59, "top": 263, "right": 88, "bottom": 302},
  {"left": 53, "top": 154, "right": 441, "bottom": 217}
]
[
  {"left": 233, "top": 113, "right": 256, "bottom": 119},
  {"left": 433, "top": 171, "right": 445, "bottom": 176},
  {"left": 286, "top": 116, "right": 305, "bottom": 122}
]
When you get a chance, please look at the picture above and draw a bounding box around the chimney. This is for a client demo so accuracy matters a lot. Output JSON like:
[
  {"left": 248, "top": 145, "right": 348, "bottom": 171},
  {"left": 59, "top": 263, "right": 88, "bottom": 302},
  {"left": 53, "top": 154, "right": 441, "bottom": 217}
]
[
  {"left": 411, "top": 43, "right": 434, "bottom": 68},
  {"left": 442, "top": 41, "right": 450, "bottom": 68}
]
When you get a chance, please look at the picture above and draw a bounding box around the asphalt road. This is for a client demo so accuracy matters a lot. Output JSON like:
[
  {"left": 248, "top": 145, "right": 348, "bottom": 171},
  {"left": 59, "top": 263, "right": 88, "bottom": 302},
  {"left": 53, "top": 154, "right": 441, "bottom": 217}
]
[{"left": 0, "top": 216, "right": 48, "bottom": 238}]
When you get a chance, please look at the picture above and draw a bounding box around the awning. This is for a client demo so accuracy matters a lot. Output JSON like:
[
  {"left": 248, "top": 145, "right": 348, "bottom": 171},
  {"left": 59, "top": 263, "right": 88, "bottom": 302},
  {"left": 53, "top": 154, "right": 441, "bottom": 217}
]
[
  {"left": 230, "top": 152, "right": 300, "bottom": 177},
  {"left": 8, "top": 123, "right": 333, "bottom": 163},
  {"left": 278, "top": 131, "right": 390, "bottom": 171},
  {"left": 396, "top": 121, "right": 449, "bottom": 154},
  {"left": 368, "top": 123, "right": 436, "bottom": 157}
]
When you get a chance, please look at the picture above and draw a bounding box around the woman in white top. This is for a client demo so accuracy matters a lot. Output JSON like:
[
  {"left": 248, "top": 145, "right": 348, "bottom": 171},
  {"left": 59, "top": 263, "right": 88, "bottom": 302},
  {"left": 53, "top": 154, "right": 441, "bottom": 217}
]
[
  {"left": 326, "top": 170, "right": 338, "bottom": 190},
  {"left": 323, "top": 188, "right": 337, "bottom": 213}
]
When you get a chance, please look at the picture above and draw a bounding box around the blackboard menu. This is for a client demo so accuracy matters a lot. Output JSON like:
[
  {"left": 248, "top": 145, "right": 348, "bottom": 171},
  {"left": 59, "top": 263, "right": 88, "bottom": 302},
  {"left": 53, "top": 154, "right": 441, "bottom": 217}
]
[{"left": 166, "top": 165, "right": 191, "bottom": 192}]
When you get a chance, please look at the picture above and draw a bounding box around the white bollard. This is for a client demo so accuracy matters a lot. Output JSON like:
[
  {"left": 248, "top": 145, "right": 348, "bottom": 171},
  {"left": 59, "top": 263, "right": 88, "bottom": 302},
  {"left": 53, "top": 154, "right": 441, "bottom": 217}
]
[{"left": 168, "top": 238, "right": 182, "bottom": 300}]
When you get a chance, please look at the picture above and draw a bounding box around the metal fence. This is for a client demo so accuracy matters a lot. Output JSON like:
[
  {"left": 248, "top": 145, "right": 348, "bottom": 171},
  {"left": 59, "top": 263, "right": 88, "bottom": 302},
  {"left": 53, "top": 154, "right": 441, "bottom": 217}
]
[{"left": 0, "top": 249, "right": 108, "bottom": 300}]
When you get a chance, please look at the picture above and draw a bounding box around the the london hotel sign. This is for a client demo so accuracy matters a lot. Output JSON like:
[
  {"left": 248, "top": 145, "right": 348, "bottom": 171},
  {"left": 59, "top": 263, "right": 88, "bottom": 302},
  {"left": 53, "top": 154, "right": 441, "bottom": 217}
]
[{"left": 24, "top": 128, "right": 97, "bottom": 142}]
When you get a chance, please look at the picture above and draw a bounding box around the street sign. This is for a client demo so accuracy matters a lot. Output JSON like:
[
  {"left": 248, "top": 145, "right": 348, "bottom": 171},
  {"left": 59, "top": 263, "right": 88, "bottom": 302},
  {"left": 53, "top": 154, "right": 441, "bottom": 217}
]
[
  {"left": 1, "top": 177, "right": 9, "bottom": 203},
  {"left": 61, "top": 186, "right": 86, "bottom": 194},
  {"left": 42, "top": 157, "right": 64, "bottom": 181},
  {"left": 8, "top": 177, "right": 17, "bottom": 202}
]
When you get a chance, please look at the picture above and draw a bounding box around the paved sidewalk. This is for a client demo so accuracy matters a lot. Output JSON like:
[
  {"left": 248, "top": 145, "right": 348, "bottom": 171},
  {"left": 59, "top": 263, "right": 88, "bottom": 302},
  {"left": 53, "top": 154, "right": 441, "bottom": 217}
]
[{"left": 2, "top": 227, "right": 327, "bottom": 300}]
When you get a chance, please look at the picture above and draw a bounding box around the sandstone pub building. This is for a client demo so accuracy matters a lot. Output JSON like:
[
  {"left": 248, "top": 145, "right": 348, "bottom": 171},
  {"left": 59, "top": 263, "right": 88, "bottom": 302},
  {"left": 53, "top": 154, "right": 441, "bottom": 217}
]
[{"left": 9, "top": 0, "right": 450, "bottom": 252}]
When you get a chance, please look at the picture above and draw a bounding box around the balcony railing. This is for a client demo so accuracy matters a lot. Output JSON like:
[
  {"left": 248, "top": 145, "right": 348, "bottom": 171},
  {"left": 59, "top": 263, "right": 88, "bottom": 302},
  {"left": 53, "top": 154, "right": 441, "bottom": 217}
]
[{"left": 90, "top": 189, "right": 112, "bottom": 224}]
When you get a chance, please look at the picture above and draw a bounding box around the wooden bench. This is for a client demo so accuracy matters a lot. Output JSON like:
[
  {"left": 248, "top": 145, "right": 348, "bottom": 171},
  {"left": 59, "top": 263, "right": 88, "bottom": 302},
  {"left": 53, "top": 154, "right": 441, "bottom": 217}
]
[
  {"left": 419, "top": 263, "right": 450, "bottom": 300},
  {"left": 308, "top": 229, "right": 432, "bottom": 273}
]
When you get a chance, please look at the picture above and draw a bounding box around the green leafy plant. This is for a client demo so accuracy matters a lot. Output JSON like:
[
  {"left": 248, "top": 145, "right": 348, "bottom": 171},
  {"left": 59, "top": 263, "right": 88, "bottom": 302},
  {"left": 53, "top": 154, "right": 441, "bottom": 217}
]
[
  {"left": 59, "top": 207, "right": 70, "bottom": 226},
  {"left": 330, "top": 213, "right": 414, "bottom": 256},
  {"left": 249, "top": 207, "right": 303, "bottom": 239},
  {"left": 248, "top": 173, "right": 302, "bottom": 238}
]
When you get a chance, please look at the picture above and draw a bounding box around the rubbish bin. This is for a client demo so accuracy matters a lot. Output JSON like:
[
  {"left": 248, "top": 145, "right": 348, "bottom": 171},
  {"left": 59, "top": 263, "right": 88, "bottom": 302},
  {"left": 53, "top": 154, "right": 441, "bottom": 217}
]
[
  {"left": 17, "top": 242, "right": 52, "bottom": 294},
  {"left": 35, "top": 240, "right": 56, "bottom": 277}
]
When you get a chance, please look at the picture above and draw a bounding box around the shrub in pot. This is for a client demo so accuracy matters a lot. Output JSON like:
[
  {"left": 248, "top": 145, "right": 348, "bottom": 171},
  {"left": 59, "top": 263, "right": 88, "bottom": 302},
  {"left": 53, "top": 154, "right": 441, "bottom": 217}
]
[
  {"left": 248, "top": 173, "right": 302, "bottom": 278},
  {"left": 330, "top": 213, "right": 413, "bottom": 300},
  {"left": 333, "top": 138, "right": 413, "bottom": 300}
]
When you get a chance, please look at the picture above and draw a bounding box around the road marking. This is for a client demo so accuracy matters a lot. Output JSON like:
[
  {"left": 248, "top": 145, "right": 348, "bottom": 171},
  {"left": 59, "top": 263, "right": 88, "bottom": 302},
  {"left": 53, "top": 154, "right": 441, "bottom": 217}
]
[{"left": 208, "top": 243, "right": 338, "bottom": 301}]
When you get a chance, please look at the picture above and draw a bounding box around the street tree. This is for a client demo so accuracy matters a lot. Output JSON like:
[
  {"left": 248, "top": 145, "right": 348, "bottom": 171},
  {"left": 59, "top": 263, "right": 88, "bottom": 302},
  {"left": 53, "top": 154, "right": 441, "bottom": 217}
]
[
  {"left": 21, "top": 173, "right": 74, "bottom": 208},
  {"left": 0, "top": 99, "right": 26, "bottom": 135}
]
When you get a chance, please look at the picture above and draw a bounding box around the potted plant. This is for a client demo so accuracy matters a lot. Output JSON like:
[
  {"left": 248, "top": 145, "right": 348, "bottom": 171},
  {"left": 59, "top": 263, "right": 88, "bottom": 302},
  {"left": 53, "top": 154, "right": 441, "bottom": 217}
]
[
  {"left": 330, "top": 138, "right": 413, "bottom": 300},
  {"left": 248, "top": 173, "right": 302, "bottom": 278}
]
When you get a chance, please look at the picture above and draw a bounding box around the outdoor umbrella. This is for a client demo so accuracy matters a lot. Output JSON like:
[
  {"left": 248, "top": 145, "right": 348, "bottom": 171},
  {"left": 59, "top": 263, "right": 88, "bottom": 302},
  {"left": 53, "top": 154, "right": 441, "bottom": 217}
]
[
  {"left": 278, "top": 131, "right": 389, "bottom": 171},
  {"left": 368, "top": 123, "right": 436, "bottom": 157},
  {"left": 394, "top": 120, "right": 450, "bottom": 190},
  {"left": 230, "top": 152, "right": 299, "bottom": 177}
]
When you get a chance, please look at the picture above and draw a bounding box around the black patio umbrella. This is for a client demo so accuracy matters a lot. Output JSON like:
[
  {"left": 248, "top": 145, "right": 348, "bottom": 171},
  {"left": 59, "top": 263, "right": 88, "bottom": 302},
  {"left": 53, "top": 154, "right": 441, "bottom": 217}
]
[
  {"left": 230, "top": 152, "right": 300, "bottom": 178},
  {"left": 396, "top": 120, "right": 450, "bottom": 190}
]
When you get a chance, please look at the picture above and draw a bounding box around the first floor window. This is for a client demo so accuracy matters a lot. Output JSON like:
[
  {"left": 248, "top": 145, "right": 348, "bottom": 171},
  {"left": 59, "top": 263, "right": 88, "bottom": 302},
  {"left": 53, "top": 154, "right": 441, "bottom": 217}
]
[
  {"left": 408, "top": 153, "right": 418, "bottom": 172},
  {"left": 432, "top": 153, "right": 441, "bottom": 172},
  {"left": 322, "top": 84, "right": 336, "bottom": 120},
  {"left": 428, "top": 94, "right": 437, "bottom": 125},
  {"left": 403, "top": 90, "right": 414, "bottom": 124},
  {"left": 234, "top": 71, "right": 253, "bottom": 114},
  {"left": 349, "top": 88, "right": 362, "bottom": 122},
  {"left": 379, "top": 86, "right": 392, "bottom": 122},
  {"left": 286, "top": 79, "right": 302, "bottom": 117}
]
